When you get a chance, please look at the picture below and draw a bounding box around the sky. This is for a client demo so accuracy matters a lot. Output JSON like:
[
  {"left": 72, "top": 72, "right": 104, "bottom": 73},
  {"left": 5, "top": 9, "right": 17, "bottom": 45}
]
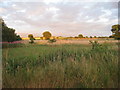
[{"left": 0, "top": 0, "right": 119, "bottom": 37}]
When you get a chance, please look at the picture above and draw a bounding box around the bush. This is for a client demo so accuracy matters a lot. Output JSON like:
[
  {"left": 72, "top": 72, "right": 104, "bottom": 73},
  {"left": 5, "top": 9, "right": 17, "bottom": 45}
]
[
  {"left": 89, "top": 40, "right": 109, "bottom": 52},
  {"left": 29, "top": 40, "right": 34, "bottom": 44},
  {"left": 89, "top": 40, "right": 101, "bottom": 49},
  {"left": 48, "top": 39, "right": 56, "bottom": 43}
]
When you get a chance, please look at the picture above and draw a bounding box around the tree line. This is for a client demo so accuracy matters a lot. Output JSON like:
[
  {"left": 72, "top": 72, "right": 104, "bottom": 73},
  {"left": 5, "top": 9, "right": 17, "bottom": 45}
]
[
  {"left": 1, "top": 18, "right": 22, "bottom": 42},
  {"left": 1, "top": 18, "right": 120, "bottom": 43}
]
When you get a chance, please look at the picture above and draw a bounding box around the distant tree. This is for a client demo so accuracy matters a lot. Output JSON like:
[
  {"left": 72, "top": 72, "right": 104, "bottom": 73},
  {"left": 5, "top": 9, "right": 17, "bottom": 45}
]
[
  {"left": 90, "top": 36, "right": 92, "bottom": 38},
  {"left": 109, "top": 35, "right": 114, "bottom": 38},
  {"left": 78, "top": 34, "right": 84, "bottom": 38},
  {"left": 74, "top": 36, "right": 78, "bottom": 38},
  {"left": 28, "top": 34, "right": 35, "bottom": 43},
  {"left": 69, "top": 36, "right": 73, "bottom": 38},
  {"left": 16, "top": 35, "right": 22, "bottom": 40},
  {"left": 40, "top": 37, "right": 43, "bottom": 40},
  {"left": 42, "top": 31, "right": 52, "bottom": 40},
  {"left": 85, "top": 36, "right": 88, "bottom": 38},
  {"left": 111, "top": 24, "right": 120, "bottom": 39},
  {"left": 48, "top": 39, "right": 56, "bottom": 43},
  {"left": 94, "top": 36, "right": 97, "bottom": 38},
  {"left": 98, "top": 36, "right": 109, "bottom": 38},
  {"left": 1, "top": 18, "right": 22, "bottom": 42},
  {"left": 28, "top": 34, "right": 33, "bottom": 39}
]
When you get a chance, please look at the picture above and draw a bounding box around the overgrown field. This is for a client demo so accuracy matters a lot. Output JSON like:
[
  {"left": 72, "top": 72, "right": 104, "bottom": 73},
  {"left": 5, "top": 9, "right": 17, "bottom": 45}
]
[{"left": 2, "top": 42, "right": 119, "bottom": 88}]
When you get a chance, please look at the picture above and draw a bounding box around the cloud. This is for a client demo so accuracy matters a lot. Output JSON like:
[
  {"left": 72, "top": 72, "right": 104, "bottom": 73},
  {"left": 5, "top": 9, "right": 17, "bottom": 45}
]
[{"left": 0, "top": 1, "right": 118, "bottom": 37}]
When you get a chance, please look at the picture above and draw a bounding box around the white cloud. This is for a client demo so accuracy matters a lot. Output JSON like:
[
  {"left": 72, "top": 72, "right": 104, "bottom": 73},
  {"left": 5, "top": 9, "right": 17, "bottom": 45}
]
[
  {"left": 0, "top": 8, "right": 6, "bottom": 13},
  {"left": 0, "top": 1, "right": 118, "bottom": 37}
]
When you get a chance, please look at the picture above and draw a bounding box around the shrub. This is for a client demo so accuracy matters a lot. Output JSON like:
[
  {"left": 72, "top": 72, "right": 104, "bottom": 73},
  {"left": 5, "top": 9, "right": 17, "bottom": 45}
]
[
  {"left": 89, "top": 40, "right": 101, "bottom": 49},
  {"left": 48, "top": 39, "right": 56, "bottom": 43},
  {"left": 29, "top": 40, "right": 34, "bottom": 44},
  {"left": 89, "top": 40, "right": 110, "bottom": 53}
]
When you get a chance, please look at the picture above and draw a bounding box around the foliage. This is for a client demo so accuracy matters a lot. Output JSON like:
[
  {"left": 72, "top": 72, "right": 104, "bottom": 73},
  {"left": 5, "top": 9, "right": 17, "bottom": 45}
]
[
  {"left": 2, "top": 44, "right": 118, "bottom": 88},
  {"left": 28, "top": 34, "right": 35, "bottom": 44},
  {"left": 109, "top": 35, "right": 114, "bottom": 38},
  {"left": 16, "top": 35, "right": 22, "bottom": 41},
  {"left": 1, "top": 18, "right": 22, "bottom": 42},
  {"left": 40, "top": 37, "right": 43, "bottom": 40},
  {"left": 98, "top": 36, "right": 109, "bottom": 38},
  {"left": 85, "top": 36, "right": 88, "bottom": 38},
  {"left": 74, "top": 36, "right": 77, "bottom": 38},
  {"left": 89, "top": 40, "right": 101, "bottom": 49},
  {"left": 111, "top": 24, "right": 120, "bottom": 40},
  {"left": 48, "top": 39, "right": 56, "bottom": 43},
  {"left": 89, "top": 40, "right": 110, "bottom": 53},
  {"left": 29, "top": 40, "right": 34, "bottom": 44},
  {"left": 42, "top": 31, "right": 52, "bottom": 40},
  {"left": 78, "top": 34, "right": 84, "bottom": 38},
  {"left": 90, "top": 36, "right": 92, "bottom": 38}
]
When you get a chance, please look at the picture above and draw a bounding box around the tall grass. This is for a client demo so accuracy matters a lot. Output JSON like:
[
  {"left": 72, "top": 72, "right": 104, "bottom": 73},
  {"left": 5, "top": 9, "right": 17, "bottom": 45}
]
[{"left": 2, "top": 43, "right": 118, "bottom": 88}]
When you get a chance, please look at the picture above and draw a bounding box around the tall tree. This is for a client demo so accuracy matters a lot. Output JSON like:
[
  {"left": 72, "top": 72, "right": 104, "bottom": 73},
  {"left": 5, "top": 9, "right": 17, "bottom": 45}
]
[
  {"left": 28, "top": 34, "right": 35, "bottom": 43},
  {"left": 28, "top": 34, "right": 34, "bottom": 39},
  {"left": 1, "top": 18, "right": 22, "bottom": 42},
  {"left": 42, "top": 31, "right": 52, "bottom": 40},
  {"left": 111, "top": 24, "right": 120, "bottom": 39},
  {"left": 78, "top": 34, "right": 84, "bottom": 38}
]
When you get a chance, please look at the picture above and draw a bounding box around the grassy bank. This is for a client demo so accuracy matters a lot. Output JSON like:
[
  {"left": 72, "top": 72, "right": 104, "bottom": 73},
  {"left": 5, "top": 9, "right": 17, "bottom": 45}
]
[{"left": 2, "top": 43, "right": 118, "bottom": 88}]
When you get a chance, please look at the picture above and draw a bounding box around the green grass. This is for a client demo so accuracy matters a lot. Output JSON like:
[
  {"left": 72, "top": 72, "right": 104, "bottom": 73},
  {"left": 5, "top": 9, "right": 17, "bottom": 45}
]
[{"left": 2, "top": 43, "right": 119, "bottom": 88}]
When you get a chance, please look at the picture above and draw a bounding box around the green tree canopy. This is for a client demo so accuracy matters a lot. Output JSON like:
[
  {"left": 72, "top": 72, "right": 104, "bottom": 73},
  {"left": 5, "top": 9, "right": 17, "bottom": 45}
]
[
  {"left": 85, "top": 36, "right": 88, "bottom": 38},
  {"left": 90, "top": 36, "right": 92, "bottom": 38},
  {"left": 28, "top": 34, "right": 34, "bottom": 39},
  {"left": 111, "top": 24, "right": 120, "bottom": 39},
  {"left": 42, "top": 31, "right": 52, "bottom": 40},
  {"left": 1, "top": 18, "right": 22, "bottom": 42},
  {"left": 78, "top": 34, "right": 84, "bottom": 38},
  {"left": 28, "top": 34, "right": 35, "bottom": 43}
]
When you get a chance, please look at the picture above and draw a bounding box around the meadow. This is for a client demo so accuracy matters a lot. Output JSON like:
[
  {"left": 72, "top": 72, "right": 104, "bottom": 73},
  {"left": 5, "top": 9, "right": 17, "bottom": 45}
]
[{"left": 2, "top": 39, "right": 119, "bottom": 88}]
